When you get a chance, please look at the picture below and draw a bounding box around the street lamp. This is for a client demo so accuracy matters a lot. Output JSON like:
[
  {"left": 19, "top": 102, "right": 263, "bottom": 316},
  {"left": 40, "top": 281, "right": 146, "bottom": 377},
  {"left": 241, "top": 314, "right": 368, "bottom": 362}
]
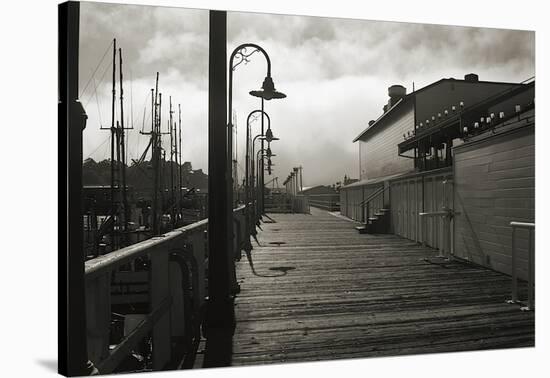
[
  {"left": 251, "top": 133, "right": 279, "bottom": 225},
  {"left": 228, "top": 43, "right": 285, "bottom": 205},
  {"left": 226, "top": 43, "right": 285, "bottom": 268},
  {"left": 228, "top": 44, "right": 286, "bottom": 218},
  {"left": 244, "top": 110, "right": 270, "bottom": 244},
  {"left": 255, "top": 148, "right": 274, "bottom": 223}
]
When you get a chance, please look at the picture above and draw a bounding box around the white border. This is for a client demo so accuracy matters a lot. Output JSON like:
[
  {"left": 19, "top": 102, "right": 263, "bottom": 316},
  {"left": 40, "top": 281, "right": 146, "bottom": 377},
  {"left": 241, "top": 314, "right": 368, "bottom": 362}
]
[{"left": 1, "top": 0, "right": 548, "bottom": 377}]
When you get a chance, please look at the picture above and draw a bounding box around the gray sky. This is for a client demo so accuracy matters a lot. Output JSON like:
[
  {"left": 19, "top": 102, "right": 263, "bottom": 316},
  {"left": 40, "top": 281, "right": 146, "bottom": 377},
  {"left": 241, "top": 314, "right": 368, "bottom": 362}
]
[{"left": 79, "top": 1, "right": 534, "bottom": 186}]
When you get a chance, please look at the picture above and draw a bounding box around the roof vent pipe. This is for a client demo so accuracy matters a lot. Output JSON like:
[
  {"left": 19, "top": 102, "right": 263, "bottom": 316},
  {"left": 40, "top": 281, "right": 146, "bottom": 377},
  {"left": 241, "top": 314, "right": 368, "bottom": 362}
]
[
  {"left": 388, "top": 84, "right": 406, "bottom": 107},
  {"left": 464, "top": 73, "right": 479, "bottom": 82}
]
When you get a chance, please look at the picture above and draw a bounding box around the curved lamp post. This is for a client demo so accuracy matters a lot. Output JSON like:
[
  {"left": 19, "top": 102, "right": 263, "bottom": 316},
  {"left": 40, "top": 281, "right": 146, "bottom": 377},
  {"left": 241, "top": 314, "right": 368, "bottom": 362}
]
[
  {"left": 226, "top": 43, "right": 285, "bottom": 265},
  {"left": 245, "top": 110, "right": 270, "bottom": 242},
  {"left": 228, "top": 44, "right": 286, "bottom": 226},
  {"left": 251, "top": 133, "right": 279, "bottom": 225},
  {"left": 255, "top": 148, "right": 271, "bottom": 223},
  {"left": 228, "top": 44, "right": 285, "bottom": 203}
]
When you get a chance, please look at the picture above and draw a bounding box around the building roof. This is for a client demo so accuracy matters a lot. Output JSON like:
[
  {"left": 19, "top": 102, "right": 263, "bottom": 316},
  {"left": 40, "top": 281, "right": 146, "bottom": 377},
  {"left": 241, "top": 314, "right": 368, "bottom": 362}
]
[{"left": 352, "top": 77, "right": 526, "bottom": 143}]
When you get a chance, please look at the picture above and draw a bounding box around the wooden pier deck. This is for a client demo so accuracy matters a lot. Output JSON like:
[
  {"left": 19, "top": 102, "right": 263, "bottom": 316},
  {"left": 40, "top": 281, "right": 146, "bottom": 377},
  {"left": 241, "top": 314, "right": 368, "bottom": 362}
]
[{"left": 230, "top": 207, "right": 534, "bottom": 366}]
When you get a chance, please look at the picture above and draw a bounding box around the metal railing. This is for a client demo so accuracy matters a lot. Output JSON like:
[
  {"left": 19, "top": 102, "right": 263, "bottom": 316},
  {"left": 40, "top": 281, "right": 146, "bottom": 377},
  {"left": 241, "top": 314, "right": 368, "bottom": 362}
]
[
  {"left": 419, "top": 208, "right": 454, "bottom": 258},
  {"left": 84, "top": 205, "right": 248, "bottom": 374},
  {"left": 507, "top": 221, "right": 535, "bottom": 311},
  {"left": 360, "top": 186, "right": 388, "bottom": 223},
  {"left": 306, "top": 194, "right": 340, "bottom": 211}
]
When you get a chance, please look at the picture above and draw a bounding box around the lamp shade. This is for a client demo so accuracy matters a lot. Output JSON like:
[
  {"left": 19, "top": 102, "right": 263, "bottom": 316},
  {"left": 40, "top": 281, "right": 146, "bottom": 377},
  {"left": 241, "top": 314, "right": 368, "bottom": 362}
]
[{"left": 250, "top": 76, "right": 287, "bottom": 100}]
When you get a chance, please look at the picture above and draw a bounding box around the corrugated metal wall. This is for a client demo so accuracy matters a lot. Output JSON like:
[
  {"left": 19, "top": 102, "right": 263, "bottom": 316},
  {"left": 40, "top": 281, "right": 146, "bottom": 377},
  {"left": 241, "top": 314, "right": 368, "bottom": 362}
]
[{"left": 453, "top": 125, "right": 534, "bottom": 279}]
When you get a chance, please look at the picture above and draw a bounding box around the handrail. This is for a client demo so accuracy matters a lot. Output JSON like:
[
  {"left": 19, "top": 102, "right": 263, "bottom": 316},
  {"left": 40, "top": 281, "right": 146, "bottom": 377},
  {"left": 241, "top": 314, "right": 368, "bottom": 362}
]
[
  {"left": 510, "top": 221, "right": 535, "bottom": 229},
  {"left": 360, "top": 185, "right": 389, "bottom": 223},
  {"left": 358, "top": 185, "right": 385, "bottom": 206},
  {"left": 85, "top": 205, "right": 246, "bottom": 279},
  {"left": 419, "top": 208, "right": 455, "bottom": 258},
  {"left": 508, "top": 221, "right": 535, "bottom": 311}
]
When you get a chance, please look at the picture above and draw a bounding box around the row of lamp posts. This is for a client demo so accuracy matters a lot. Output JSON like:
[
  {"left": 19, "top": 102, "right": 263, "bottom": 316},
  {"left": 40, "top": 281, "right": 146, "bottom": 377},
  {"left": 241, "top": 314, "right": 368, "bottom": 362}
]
[
  {"left": 227, "top": 44, "right": 286, "bottom": 254},
  {"left": 284, "top": 167, "right": 303, "bottom": 195}
]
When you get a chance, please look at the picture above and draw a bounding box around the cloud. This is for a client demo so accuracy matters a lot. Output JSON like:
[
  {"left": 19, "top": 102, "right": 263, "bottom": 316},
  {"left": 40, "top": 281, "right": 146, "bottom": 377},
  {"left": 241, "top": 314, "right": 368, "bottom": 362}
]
[{"left": 79, "top": 3, "right": 535, "bottom": 186}]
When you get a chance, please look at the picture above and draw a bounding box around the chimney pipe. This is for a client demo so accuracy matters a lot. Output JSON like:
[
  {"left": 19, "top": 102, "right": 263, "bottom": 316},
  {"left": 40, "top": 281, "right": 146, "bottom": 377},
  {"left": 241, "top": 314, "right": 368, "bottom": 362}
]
[{"left": 464, "top": 73, "right": 479, "bottom": 82}]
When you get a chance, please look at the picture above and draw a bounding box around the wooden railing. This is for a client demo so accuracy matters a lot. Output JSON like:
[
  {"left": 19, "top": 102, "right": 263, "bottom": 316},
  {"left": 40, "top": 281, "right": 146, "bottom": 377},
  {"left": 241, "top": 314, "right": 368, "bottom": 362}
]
[
  {"left": 264, "top": 193, "right": 310, "bottom": 214},
  {"left": 84, "top": 205, "right": 248, "bottom": 374},
  {"left": 507, "top": 221, "right": 535, "bottom": 311},
  {"left": 306, "top": 194, "right": 340, "bottom": 211}
]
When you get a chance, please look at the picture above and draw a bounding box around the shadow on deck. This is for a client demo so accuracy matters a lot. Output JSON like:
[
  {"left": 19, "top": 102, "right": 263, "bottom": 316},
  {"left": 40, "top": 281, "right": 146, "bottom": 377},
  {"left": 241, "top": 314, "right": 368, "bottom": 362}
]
[{"left": 229, "top": 207, "right": 534, "bottom": 366}]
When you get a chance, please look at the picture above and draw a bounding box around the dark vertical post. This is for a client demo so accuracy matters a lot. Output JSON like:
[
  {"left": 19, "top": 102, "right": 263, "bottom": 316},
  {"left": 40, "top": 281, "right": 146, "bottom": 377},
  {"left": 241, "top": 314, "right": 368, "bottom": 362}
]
[
  {"left": 110, "top": 39, "right": 117, "bottom": 249},
  {"left": 59, "top": 1, "right": 95, "bottom": 375},
  {"left": 260, "top": 98, "right": 265, "bottom": 215},
  {"left": 178, "top": 104, "right": 183, "bottom": 222},
  {"left": 119, "top": 48, "right": 129, "bottom": 239},
  {"left": 206, "top": 10, "right": 234, "bottom": 330},
  {"left": 151, "top": 85, "right": 158, "bottom": 234},
  {"left": 169, "top": 97, "right": 175, "bottom": 228}
]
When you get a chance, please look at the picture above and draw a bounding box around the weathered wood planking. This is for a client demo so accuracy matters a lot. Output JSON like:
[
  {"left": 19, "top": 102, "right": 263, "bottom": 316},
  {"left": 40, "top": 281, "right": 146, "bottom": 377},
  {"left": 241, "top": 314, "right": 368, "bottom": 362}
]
[{"left": 231, "top": 208, "right": 533, "bottom": 366}]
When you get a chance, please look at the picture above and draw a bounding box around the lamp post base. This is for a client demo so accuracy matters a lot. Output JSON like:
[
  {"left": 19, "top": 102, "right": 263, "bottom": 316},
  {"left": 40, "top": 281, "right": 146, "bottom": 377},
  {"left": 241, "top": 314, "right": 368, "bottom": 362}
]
[
  {"left": 203, "top": 297, "right": 236, "bottom": 337},
  {"left": 202, "top": 296, "right": 235, "bottom": 368}
]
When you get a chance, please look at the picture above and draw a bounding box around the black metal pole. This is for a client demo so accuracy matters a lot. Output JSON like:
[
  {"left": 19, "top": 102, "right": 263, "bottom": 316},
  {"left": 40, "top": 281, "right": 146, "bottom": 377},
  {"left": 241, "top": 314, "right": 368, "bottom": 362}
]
[
  {"left": 206, "top": 10, "right": 235, "bottom": 332},
  {"left": 169, "top": 97, "right": 175, "bottom": 228},
  {"left": 178, "top": 104, "right": 183, "bottom": 222},
  {"left": 59, "top": 1, "right": 96, "bottom": 375},
  {"left": 119, "top": 48, "right": 129, "bottom": 242},
  {"left": 260, "top": 98, "right": 265, "bottom": 216},
  {"left": 110, "top": 39, "right": 117, "bottom": 250},
  {"left": 152, "top": 75, "right": 159, "bottom": 235}
]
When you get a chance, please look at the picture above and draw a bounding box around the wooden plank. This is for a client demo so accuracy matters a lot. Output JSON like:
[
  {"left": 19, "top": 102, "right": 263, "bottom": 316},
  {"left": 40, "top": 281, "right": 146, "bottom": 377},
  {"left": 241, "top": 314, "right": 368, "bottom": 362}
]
[{"left": 231, "top": 208, "right": 533, "bottom": 366}]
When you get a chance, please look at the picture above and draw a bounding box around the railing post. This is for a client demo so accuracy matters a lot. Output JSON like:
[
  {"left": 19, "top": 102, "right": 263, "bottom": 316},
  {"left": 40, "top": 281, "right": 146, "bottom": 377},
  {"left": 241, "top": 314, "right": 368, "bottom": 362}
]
[
  {"left": 442, "top": 215, "right": 448, "bottom": 257},
  {"left": 511, "top": 226, "right": 518, "bottom": 302},
  {"left": 366, "top": 202, "right": 370, "bottom": 223},
  {"left": 169, "top": 256, "right": 187, "bottom": 338},
  {"left": 527, "top": 228, "right": 534, "bottom": 310},
  {"left": 85, "top": 273, "right": 111, "bottom": 367},
  {"left": 150, "top": 250, "right": 172, "bottom": 369},
  {"left": 420, "top": 215, "right": 426, "bottom": 247},
  {"left": 191, "top": 231, "right": 206, "bottom": 312}
]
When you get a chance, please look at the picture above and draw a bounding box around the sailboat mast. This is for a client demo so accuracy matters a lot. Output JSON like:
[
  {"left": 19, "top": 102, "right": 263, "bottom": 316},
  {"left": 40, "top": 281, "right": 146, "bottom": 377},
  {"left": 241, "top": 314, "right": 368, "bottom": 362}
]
[
  {"left": 119, "top": 47, "right": 129, "bottom": 239},
  {"left": 178, "top": 104, "right": 183, "bottom": 221},
  {"left": 169, "top": 97, "right": 175, "bottom": 228},
  {"left": 158, "top": 92, "right": 164, "bottom": 224},
  {"left": 152, "top": 73, "right": 159, "bottom": 235},
  {"left": 110, "top": 38, "right": 117, "bottom": 249}
]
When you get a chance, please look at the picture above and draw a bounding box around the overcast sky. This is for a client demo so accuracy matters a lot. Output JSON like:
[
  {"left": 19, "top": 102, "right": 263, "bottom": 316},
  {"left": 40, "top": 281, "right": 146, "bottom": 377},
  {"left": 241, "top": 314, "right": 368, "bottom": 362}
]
[{"left": 79, "top": 1, "right": 534, "bottom": 186}]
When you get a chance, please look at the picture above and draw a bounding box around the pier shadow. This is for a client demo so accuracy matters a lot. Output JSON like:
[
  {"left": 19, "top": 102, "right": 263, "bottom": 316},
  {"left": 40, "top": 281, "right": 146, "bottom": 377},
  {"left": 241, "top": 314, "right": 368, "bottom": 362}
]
[
  {"left": 243, "top": 246, "right": 295, "bottom": 278},
  {"left": 262, "top": 214, "right": 277, "bottom": 223},
  {"left": 202, "top": 328, "right": 234, "bottom": 368}
]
